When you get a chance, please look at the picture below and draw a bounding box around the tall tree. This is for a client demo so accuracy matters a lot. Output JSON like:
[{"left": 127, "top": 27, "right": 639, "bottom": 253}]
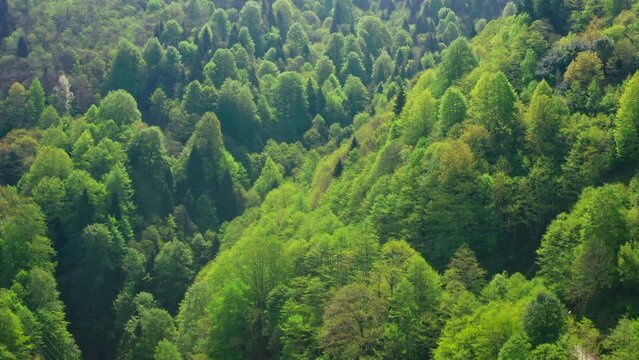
[
  {"left": 216, "top": 80, "right": 259, "bottom": 149},
  {"left": 435, "top": 37, "right": 478, "bottom": 96},
  {"left": 205, "top": 48, "right": 238, "bottom": 88},
  {"left": 127, "top": 127, "right": 173, "bottom": 220},
  {"left": 0, "top": 0, "right": 11, "bottom": 39},
  {"left": 470, "top": 71, "right": 522, "bottom": 161},
  {"left": 152, "top": 241, "right": 194, "bottom": 313},
  {"left": 615, "top": 71, "right": 639, "bottom": 162},
  {"left": 272, "top": 72, "right": 310, "bottom": 141},
  {"left": 28, "top": 79, "right": 45, "bottom": 122},
  {"left": 106, "top": 40, "right": 142, "bottom": 98},
  {"left": 183, "top": 112, "right": 242, "bottom": 222},
  {"left": 523, "top": 292, "right": 567, "bottom": 346},
  {"left": 63, "top": 223, "right": 124, "bottom": 359},
  {"left": 525, "top": 80, "right": 567, "bottom": 162},
  {"left": 439, "top": 87, "right": 467, "bottom": 135}
]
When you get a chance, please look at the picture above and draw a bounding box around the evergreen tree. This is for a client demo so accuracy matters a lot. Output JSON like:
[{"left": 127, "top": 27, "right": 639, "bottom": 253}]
[
  {"left": 16, "top": 34, "right": 28, "bottom": 57},
  {"left": 198, "top": 25, "right": 213, "bottom": 56},
  {"left": 0, "top": 0, "right": 11, "bottom": 39},
  {"left": 28, "top": 78, "right": 45, "bottom": 121},
  {"left": 393, "top": 87, "right": 406, "bottom": 116},
  {"left": 443, "top": 244, "right": 487, "bottom": 294}
]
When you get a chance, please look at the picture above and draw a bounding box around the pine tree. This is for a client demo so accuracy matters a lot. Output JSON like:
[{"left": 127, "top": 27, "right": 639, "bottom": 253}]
[
  {"left": 394, "top": 87, "right": 406, "bottom": 116},
  {"left": 16, "top": 34, "right": 29, "bottom": 57},
  {"left": 198, "top": 25, "right": 213, "bottom": 55},
  {"left": 0, "top": 0, "right": 11, "bottom": 39},
  {"left": 28, "top": 78, "right": 46, "bottom": 121}
]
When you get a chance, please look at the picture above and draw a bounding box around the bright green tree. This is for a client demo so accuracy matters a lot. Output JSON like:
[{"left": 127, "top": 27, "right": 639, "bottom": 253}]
[
  {"left": 439, "top": 87, "right": 467, "bottom": 135},
  {"left": 615, "top": 71, "right": 639, "bottom": 162}
]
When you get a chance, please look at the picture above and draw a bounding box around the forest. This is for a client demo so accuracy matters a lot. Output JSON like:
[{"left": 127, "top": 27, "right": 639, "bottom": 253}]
[{"left": 1, "top": 0, "right": 639, "bottom": 359}]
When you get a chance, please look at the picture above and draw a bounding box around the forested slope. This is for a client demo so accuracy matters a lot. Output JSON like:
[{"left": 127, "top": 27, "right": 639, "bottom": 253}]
[{"left": 1, "top": 0, "right": 639, "bottom": 359}]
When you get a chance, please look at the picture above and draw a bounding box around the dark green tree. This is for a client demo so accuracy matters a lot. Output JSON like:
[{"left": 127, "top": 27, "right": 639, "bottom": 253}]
[
  {"left": 272, "top": 72, "right": 310, "bottom": 141},
  {"left": 216, "top": 79, "right": 259, "bottom": 149},
  {"left": 106, "top": 40, "right": 142, "bottom": 98},
  {"left": 127, "top": 127, "right": 173, "bottom": 220},
  {"left": 152, "top": 240, "right": 194, "bottom": 313},
  {"left": 523, "top": 292, "right": 568, "bottom": 346},
  {"left": 0, "top": 0, "right": 11, "bottom": 39},
  {"left": 16, "top": 34, "right": 28, "bottom": 57}
]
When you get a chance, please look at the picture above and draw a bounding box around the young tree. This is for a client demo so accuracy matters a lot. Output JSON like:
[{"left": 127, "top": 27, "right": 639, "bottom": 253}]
[
  {"left": 253, "top": 156, "right": 283, "bottom": 198},
  {"left": 443, "top": 244, "right": 487, "bottom": 294},
  {"left": 28, "top": 79, "right": 46, "bottom": 122}
]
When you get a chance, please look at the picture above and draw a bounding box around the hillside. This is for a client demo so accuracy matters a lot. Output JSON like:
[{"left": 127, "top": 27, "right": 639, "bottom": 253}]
[{"left": 1, "top": 0, "right": 639, "bottom": 359}]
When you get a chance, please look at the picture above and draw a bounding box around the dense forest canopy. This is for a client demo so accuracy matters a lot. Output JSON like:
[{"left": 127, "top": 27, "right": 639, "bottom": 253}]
[{"left": 2, "top": 0, "right": 639, "bottom": 359}]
